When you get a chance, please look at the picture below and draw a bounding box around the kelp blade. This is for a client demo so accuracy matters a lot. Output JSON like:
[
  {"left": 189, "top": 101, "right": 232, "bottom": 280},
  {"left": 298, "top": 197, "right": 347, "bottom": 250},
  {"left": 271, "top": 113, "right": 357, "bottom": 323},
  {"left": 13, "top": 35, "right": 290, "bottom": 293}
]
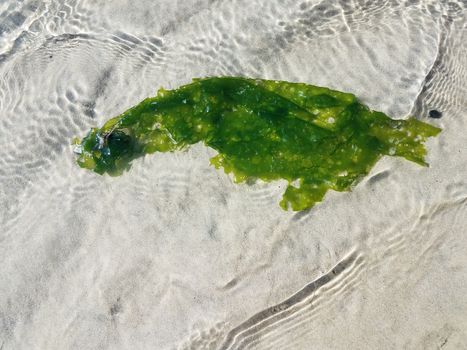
[{"left": 74, "top": 77, "right": 441, "bottom": 211}]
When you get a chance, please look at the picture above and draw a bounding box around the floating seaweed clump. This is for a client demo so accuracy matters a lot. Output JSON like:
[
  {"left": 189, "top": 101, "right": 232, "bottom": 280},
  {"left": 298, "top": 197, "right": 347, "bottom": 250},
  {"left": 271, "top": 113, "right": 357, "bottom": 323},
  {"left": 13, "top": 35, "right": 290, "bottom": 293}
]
[{"left": 73, "top": 77, "right": 440, "bottom": 210}]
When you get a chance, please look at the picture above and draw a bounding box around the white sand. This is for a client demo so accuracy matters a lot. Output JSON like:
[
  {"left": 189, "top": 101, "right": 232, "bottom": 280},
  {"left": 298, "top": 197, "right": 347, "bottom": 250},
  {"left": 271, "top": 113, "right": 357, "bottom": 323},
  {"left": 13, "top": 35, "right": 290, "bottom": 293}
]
[{"left": 0, "top": 0, "right": 466, "bottom": 349}]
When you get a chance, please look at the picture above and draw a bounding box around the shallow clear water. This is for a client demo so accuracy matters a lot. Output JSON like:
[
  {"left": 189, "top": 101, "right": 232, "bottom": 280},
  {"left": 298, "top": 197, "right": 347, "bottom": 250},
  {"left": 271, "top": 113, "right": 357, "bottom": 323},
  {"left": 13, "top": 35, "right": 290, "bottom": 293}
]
[{"left": 0, "top": 0, "right": 466, "bottom": 349}]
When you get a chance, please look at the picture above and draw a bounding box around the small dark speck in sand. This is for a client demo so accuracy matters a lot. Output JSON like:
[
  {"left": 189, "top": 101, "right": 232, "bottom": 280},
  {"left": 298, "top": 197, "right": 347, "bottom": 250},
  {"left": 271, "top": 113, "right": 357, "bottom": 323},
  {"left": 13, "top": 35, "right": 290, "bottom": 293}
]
[{"left": 429, "top": 109, "right": 442, "bottom": 118}]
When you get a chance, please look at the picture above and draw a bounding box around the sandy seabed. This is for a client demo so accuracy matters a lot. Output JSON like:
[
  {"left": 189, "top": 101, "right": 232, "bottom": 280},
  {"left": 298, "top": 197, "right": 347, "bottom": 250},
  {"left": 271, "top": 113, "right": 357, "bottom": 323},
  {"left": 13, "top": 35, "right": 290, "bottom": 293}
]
[{"left": 0, "top": 0, "right": 466, "bottom": 349}]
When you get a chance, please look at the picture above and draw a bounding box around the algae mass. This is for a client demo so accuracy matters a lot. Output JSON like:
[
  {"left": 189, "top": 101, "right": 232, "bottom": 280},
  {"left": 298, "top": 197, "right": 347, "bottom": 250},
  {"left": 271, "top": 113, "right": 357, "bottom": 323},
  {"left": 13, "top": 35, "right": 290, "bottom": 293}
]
[{"left": 74, "top": 77, "right": 440, "bottom": 210}]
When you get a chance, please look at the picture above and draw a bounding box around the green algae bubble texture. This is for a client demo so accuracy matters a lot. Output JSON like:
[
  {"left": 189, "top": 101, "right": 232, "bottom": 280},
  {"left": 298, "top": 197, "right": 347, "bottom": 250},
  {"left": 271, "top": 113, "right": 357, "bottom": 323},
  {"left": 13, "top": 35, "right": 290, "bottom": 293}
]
[{"left": 74, "top": 77, "right": 441, "bottom": 211}]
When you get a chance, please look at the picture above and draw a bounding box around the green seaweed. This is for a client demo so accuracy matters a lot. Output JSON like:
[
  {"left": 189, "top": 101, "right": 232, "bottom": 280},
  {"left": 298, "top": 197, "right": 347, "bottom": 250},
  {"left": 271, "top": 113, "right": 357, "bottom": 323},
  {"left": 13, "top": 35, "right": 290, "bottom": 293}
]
[{"left": 73, "top": 77, "right": 441, "bottom": 210}]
